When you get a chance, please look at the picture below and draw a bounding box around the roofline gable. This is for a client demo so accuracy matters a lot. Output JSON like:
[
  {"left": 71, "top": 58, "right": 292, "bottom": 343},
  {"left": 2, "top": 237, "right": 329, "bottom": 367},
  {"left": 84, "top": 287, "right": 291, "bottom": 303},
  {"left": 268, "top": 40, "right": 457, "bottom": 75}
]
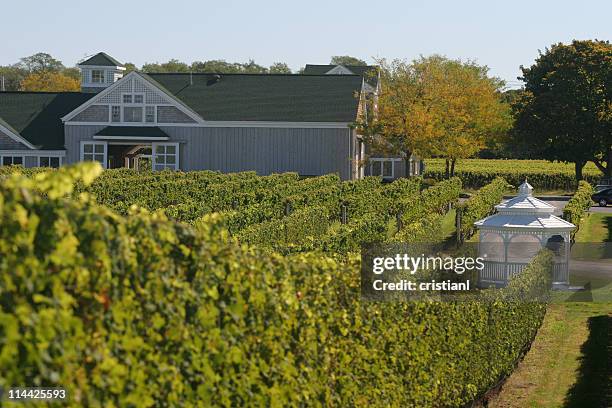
[
  {"left": 60, "top": 71, "right": 205, "bottom": 124},
  {"left": 0, "top": 118, "right": 36, "bottom": 149}
]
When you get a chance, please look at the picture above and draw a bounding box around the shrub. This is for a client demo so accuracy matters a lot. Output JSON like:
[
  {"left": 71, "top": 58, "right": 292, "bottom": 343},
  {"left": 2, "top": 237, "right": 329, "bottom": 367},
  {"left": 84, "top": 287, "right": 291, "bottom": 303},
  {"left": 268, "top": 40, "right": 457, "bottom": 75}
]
[
  {"left": 563, "top": 180, "right": 594, "bottom": 239},
  {"left": 457, "top": 177, "right": 510, "bottom": 242}
]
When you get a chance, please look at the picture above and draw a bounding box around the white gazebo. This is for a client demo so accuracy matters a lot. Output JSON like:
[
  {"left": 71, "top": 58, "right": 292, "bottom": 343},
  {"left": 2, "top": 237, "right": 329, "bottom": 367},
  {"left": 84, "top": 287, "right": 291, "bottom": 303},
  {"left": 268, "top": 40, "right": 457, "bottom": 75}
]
[{"left": 474, "top": 181, "right": 575, "bottom": 288}]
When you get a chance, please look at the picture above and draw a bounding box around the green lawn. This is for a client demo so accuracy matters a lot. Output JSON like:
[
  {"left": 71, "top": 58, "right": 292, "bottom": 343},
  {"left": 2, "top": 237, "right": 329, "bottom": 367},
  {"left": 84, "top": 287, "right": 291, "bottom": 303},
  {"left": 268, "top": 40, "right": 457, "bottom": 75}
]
[
  {"left": 574, "top": 212, "right": 612, "bottom": 243},
  {"left": 489, "top": 212, "right": 611, "bottom": 407},
  {"left": 489, "top": 302, "right": 611, "bottom": 408}
]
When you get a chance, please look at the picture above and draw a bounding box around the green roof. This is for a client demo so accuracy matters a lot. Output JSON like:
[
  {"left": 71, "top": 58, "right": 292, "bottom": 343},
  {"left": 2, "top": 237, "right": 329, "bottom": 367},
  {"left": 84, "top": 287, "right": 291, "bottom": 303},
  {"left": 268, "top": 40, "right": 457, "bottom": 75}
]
[
  {"left": 146, "top": 73, "right": 363, "bottom": 122},
  {"left": 95, "top": 126, "right": 169, "bottom": 138},
  {"left": 79, "top": 52, "right": 123, "bottom": 67},
  {"left": 0, "top": 92, "right": 94, "bottom": 149}
]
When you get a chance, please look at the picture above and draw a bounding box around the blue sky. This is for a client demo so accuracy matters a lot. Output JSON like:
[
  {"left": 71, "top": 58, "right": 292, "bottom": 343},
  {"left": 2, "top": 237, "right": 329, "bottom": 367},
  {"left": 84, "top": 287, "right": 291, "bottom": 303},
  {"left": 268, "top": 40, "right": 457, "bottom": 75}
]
[{"left": 1, "top": 0, "right": 610, "bottom": 87}]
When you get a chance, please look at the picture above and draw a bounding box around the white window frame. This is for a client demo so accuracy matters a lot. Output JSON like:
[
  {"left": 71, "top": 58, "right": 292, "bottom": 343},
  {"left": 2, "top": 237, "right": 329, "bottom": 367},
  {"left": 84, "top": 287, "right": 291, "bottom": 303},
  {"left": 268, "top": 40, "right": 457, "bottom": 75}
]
[
  {"left": 91, "top": 69, "right": 105, "bottom": 84},
  {"left": 145, "top": 105, "right": 156, "bottom": 123},
  {"left": 369, "top": 158, "right": 400, "bottom": 180},
  {"left": 0, "top": 155, "right": 25, "bottom": 166},
  {"left": 152, "top": 142, "right": 179, "bottom": 171},
  {"left": 110, "top": 105, "right": 121, "bottom": 122},
  {"left": 37, "top": 156, "right": 63, "bottom": 168},
  {"left": 80, "top": 141, "right": 108, "bottom": 168}
]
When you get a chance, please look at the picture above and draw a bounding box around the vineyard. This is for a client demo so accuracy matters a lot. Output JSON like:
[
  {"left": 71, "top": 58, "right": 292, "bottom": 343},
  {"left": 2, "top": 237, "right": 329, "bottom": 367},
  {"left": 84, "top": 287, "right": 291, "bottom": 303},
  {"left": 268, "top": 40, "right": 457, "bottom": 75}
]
[
  {"left": 424, "top": 158, "right": 601, "bottom": 190},
  {"left": 0, "top": 165, "right": 553, "bottom": 407}
]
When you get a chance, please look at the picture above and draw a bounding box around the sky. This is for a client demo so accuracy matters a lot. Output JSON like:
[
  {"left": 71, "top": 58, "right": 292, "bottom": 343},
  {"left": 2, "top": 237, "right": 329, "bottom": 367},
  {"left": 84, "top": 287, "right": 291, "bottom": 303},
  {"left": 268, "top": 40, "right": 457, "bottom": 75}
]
[{"left": 1, "top": 0, "right": 610, "bottom": 88}]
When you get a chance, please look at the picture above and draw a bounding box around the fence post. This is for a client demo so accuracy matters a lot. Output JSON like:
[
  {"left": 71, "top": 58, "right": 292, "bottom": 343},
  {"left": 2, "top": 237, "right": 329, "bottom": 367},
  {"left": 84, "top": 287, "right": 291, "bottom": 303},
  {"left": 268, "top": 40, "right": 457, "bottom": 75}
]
[
  {"left": 284, "top": 201, "right": 292, "bottom": 216},
  {"left": 341, "top": 203, "right": 348, "bottom": 225},
  {"left": 396, "top": 211, "right": 403, "bottom": 233},
  {"left": 455, "top": 206, "right": 462, "bottom": 246}
]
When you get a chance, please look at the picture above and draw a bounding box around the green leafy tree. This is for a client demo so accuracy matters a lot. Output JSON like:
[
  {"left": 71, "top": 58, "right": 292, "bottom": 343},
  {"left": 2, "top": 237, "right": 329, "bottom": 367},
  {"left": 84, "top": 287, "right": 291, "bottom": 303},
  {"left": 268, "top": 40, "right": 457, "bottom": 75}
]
[
  {"left": 330, "top": 56, "right": 367, "bottom": 66},
  {"left": 268, "top": 62, "right": 291, "bottom": 74},
  {"left": 514, "top": 40, "right": 612, "bottom": 180},
  {"left": 18, "top": 52, "right": 64, "bottom": 72},
  {"left": 358, "top": 56, "right": 510, "bottom": 178},
  {"left": 0, "top": 66, "right": 28, "bottom": 91},
  {"left": 142, "top": 59, "right": 190, "bottom": 73}
]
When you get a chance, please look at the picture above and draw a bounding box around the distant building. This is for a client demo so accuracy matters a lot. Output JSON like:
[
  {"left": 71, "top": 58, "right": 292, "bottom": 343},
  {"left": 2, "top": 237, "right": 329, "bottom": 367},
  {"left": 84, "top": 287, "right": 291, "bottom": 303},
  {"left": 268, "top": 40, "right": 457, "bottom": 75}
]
[{"left": 0, "top": 53, "right": 421, "bottom": 179}]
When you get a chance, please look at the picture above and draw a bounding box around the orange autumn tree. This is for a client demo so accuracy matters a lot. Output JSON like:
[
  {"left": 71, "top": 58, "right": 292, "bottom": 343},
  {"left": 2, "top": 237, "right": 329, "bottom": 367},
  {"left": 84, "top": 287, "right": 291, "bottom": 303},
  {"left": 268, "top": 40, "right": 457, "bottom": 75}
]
[
  {"left": 21, "top": 71, "right": 80, "bottom": 92},
  {"left": 360, "top": 56, "right": 511, "bottom": 178}
]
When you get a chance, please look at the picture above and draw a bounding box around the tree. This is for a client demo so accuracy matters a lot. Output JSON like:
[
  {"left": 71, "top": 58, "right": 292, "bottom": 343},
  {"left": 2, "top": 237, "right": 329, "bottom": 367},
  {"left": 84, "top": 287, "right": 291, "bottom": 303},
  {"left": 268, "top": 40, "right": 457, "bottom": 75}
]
[
  {"left": 21, "top": 72, "right": 80, "bottom": 92},
  {"left": 18, "top": 52, "right": 64, "bottom": 73},
  {"left": 513, "top": 40, "right": 612, "bottom": 181},
  {"left": 269, "top": 62, "right": 292, "bottom": 74},
  {"left": 0, "top": 66, "right": 28, "bottom": 91},
  {"left": 358, "top": 56, "right": 510, "bottom": 177},
  {"left": 330, "top": 56, "right": 367, "bottom": 66},
  {"left": 142, "top": 59, "right": 190, "bottom": 73}
]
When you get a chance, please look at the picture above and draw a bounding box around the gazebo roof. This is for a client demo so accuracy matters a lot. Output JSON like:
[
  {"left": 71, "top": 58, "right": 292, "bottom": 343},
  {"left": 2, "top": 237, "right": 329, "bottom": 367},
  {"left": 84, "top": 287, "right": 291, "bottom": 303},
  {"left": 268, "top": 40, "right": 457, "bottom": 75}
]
[
  {"left": 495, "top": 180, "right": 555, "bottom": 214},
  {"left": 475, "top": 180, "right": 576, "bottom": 232},
  {"left": 474, "top": 214, "right": 575, "bottom": 230}
]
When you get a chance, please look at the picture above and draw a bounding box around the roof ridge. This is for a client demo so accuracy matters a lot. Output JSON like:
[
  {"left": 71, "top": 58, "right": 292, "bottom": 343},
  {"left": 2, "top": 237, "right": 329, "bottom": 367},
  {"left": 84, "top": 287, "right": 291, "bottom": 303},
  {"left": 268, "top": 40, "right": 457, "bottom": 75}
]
[
  {"left": 0, "top": 91, "right": 86, "bottom": 95},
  {"left": 145, "top": 72, "right": 362, "bottom": 77}
]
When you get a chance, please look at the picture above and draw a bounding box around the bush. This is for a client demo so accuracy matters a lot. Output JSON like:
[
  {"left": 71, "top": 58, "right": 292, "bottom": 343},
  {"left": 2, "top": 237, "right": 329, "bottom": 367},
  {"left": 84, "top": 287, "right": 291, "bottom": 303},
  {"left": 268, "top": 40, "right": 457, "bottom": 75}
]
[
  {"left": 563, "top": 180, "right": 594, "bottom": 239},
  {"left": 457, "top": 177, "right": 510, "bottom": 242},
  {"left": 0, "top": 165, "right": 552, "bottom": 407}
]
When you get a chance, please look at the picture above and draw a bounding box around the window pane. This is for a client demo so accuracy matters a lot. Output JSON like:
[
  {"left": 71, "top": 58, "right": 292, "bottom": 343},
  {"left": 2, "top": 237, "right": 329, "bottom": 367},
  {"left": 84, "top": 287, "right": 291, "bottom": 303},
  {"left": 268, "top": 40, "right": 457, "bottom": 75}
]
[
  {"left": 13, "top": 157, "right": 23, "bottom": 165},
  {"left": 50, "top": 157, "right": 60, "bottom": 168},
  {"left": 145, "top": 106, "right": 154, "bottom": 123},
  {"left": 123, "top": 107, "right": 143, "bottom": 122},
  {"left": 94, "top": 154, "right": 104, "bottom": 162},
  {"left": 92, "top": 70, "right": 105, "bottom": 83},
  {"left": 123, "top": 94, "right": 132, "bottom": 103},
  {"left": 166, "top": 155, "right": 176, "bottom": 165},
  {"left": 94, "top": 144, "right": 104, "bottom": 153},
  {"left": 134, "top": 94, "right": 144, "bottom": 104},
  {"left": 154, "top": 164, "right": 165, "bottom": 171},
  {"left": 111, "top": 106, "right": 120, "bottom": 122},
  {"left": 155, "top": 145, "right": 165, "bottom": 154},
  {"left": 155, "top": 156, "right": 165, "bottom": 164},
  {"left": 2, "top": 157, "right": 11, "bottom": 165},
  {"left": 84, "top": 144, "right": 93, "bottom": 153},
  {"left": 371, "top": 162, "right": 382, "bottom": 176},
  {"left": 83, "top": 153, "right": 93, "bottom": 161},
  {"left": 383, "top": 161, "right": 392, "bottom": 177},
  {"left": 40, "top": 157, "right": 50, "bottom": 167},
  {"left": 166, "top": 145, "right": 176, "bottom": 155}
]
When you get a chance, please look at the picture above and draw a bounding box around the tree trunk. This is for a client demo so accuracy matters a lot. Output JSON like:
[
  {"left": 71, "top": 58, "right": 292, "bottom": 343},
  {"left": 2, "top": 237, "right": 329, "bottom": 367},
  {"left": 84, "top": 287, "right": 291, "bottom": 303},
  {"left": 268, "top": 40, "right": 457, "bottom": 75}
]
[
  {"left": 445, "top": 159, "right": 450, "bottom": 179},
  {"left": 575, "top": 161, "right": 585, "bottom": 182},
  {"left": 450, "top": 159, "right": 456, "bottom": 177}
]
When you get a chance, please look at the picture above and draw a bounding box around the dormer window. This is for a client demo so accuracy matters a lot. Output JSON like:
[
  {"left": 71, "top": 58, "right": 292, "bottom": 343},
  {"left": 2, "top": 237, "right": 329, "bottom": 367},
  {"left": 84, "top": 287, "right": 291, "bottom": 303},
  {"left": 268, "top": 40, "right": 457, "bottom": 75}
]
[{"left": 91, "top": 70, "right": 105, "bottom": 83}]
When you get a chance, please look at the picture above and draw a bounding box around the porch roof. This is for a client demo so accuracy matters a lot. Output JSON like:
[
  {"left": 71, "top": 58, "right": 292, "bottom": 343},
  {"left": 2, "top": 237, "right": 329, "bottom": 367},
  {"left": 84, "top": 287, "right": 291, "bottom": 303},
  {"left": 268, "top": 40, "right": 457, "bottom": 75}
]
[{"left": 94, "top": 126, "right": 169, "bottom": 140}]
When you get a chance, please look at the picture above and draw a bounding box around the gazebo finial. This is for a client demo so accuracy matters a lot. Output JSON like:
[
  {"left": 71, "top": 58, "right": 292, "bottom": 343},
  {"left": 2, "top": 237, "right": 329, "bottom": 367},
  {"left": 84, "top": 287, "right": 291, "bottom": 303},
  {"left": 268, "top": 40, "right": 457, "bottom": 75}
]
[{"left": 518, "top": 179, "right": 533, "bottom": 197}]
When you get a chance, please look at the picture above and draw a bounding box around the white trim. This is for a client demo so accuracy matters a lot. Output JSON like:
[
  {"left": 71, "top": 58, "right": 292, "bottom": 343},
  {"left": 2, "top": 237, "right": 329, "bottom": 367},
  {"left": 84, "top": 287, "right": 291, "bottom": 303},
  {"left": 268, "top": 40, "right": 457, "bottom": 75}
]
[
  {"left": 78, "top": 64, "right": 126, "bottom": 71},
  {"left": 62, "top": 72, "right": 205, "bottom": 124},
  {"left": 325, "top": 65, "right": 355, "bottom": 75},
  {"left": 0, "top": 123, "right": 37, "bottom": 149},
  {"left": 80, "top": 141, "right": 108, "bottom": 169},
  {"left": 369, "top": 157, "right": 400, "bottom": 179},
  {"left": 37, "top": 155, "right": 63, "bottom": 167},
  {"left": 65, "top": 121, "right": 351, "bottom": 129},
  {"left": 0, "top": 149, "right": 65, "bottom": 156},
  {"left": 0, "top": 154, "right": 25, "bottom": 166},
  {"left": 152, "top": 142, "right": 180, "bottom": 171},
  {"left": 93, "top": 135, "right": 169, "bottom": 141}
]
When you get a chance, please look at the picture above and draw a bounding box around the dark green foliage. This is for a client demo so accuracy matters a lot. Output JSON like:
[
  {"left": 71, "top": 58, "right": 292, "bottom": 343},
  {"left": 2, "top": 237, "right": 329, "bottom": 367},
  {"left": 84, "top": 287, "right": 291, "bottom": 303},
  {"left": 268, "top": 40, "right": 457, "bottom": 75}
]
[
  {"left": 457, "top": 177, "right": 510, "bottom": 241},
  {"left": 563, "top": 181, "right": 594, "bottom": 239}
]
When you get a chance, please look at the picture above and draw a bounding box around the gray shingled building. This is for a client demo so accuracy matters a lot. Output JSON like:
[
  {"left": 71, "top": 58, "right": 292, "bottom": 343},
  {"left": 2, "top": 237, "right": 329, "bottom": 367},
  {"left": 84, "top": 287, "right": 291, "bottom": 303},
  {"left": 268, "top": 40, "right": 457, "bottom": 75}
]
[{"left": 0, "top": 53, "right": 421, "bottom": 180}]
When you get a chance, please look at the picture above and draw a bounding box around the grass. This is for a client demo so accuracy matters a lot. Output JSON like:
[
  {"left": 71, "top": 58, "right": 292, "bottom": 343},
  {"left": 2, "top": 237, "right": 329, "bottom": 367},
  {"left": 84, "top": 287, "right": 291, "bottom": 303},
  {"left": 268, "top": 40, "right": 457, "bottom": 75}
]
[
  {"left": 488, "top": 303, "right": 611, "bottom": 408},
  {"left": 574, "top": 212, "right": 612, "bottom": 243}
]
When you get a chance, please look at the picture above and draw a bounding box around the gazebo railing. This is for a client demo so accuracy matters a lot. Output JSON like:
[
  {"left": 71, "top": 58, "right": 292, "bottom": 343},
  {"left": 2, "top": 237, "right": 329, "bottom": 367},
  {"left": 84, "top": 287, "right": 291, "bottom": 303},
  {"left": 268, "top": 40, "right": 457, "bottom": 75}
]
[{"left": 479, "top": 260, "right": 569, "bottom": 286}]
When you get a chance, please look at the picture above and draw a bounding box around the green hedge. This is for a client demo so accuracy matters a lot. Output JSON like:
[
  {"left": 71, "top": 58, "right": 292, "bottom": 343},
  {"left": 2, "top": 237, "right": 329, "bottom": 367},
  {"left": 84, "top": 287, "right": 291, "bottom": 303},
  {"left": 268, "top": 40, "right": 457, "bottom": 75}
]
[
  {"left": 0, "top": 165, "right": 551, "bottom": 407},
  {"left": 457, "top": 177, "right": 511, "bottom": 242},
  {"left": 563, "top": 180, "right": 594, "bottom": 239}
]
